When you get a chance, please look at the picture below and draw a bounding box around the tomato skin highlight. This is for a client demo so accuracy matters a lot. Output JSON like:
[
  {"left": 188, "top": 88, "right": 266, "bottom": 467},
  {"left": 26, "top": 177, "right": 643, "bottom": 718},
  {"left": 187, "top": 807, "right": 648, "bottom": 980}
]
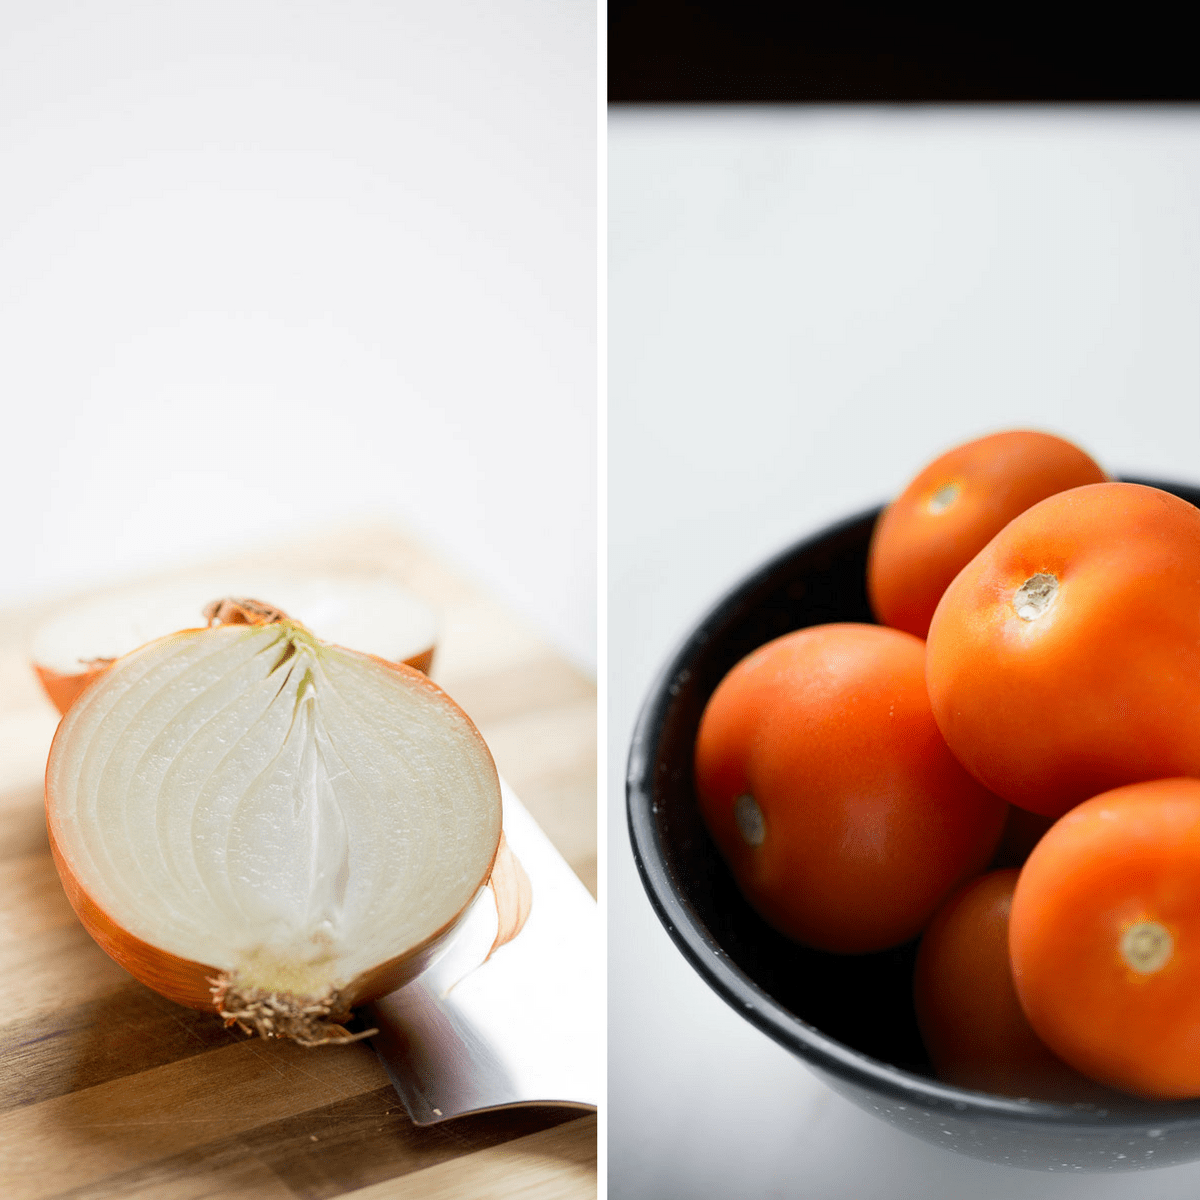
[
  {"left": 915, "top": 869, "right": 1114, "bottom": 1102},
  {"left": 868, "top": 430, "right": 1106, "bottom": 639},
  {"left": 926, "top": 481, "right": 1200, "bottom": 819},
  {"left": 1009, "top": 779, "right": 1200, "bottom": 1100},
  {"left": 693, "top": 624, "right": 1007, "bottom": 954}
]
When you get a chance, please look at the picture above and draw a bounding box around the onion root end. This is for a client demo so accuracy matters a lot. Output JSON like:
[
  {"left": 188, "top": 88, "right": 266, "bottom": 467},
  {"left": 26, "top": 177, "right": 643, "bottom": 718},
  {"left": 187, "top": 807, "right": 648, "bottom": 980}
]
[{"left": 209, "top": 975, "right": 378, "bottom": 1048}]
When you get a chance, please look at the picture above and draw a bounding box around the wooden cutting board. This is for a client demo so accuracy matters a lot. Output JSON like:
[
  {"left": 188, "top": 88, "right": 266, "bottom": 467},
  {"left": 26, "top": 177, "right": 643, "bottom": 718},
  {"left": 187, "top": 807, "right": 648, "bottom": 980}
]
[{"left": 0, "top": 524, "right": 597, "bottom": 1200}]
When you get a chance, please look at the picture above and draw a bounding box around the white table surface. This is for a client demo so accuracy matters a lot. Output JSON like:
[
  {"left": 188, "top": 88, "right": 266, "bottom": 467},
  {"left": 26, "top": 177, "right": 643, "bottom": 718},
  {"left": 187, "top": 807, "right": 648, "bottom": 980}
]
[{"left": 609, "top": 106, "right": 1200, "bottom": 1198}]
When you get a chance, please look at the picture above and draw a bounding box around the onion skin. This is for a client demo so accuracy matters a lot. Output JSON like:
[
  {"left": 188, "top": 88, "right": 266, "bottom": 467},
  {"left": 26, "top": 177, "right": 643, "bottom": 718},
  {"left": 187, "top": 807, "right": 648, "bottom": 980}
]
[
  {"left": 404, "top": 646, "right": 435, "bottom": 676},
  {"left": 488, "top": 830, "right": 534, "bottom": 957},
  {"left": 43, "top": 625, "right": 503, "bottom": 1036},
  {"left": 34, "top": 661, "right": 112, "bottom": 717}
]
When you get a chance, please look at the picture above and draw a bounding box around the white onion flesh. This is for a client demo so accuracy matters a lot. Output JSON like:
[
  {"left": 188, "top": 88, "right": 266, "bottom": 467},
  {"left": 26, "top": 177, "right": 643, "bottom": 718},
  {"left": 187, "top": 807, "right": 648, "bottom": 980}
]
[
  {"left": 46, "top": 620, "right": 500, "bottom": 1007},
  {"left": 31, "top": 570, "right": 438, "bottom": 682}
]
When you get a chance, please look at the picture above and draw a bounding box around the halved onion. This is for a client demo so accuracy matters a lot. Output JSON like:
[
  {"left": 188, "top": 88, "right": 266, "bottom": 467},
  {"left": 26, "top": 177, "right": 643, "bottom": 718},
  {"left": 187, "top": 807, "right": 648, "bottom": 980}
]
[
  {"left": 45, "top": 609, "right": 501, "bottom": 1045},
  {"left": 31, "top": 571, "right": 438, "bottom": 715}
]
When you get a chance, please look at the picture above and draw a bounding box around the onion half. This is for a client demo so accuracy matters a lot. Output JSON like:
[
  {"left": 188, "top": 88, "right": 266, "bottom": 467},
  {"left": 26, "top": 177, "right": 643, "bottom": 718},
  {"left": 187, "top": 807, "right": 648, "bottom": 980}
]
[
  {"left": 45, "top": 610, "right": 501, "bottom": 1045},
  {"left": 31, "top": 571, "right": 438, "bottom": 715}
]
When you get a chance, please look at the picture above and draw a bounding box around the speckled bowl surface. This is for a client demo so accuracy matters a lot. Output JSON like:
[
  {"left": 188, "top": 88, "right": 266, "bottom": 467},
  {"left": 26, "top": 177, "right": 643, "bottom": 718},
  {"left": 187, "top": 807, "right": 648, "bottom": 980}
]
[{"left": 626, "top": 477, "right": 1200, "bottom": 1172}]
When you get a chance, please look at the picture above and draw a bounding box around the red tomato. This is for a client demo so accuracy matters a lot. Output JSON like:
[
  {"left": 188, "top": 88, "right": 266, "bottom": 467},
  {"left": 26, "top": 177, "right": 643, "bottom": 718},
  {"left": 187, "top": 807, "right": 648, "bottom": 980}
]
[
  {"left": 915, "top": 869, "right": 1113, "bottom": 1101},
  {"left": 868, "top": 430, "right": 1106, "bottom": 638},
  {"left": 693, "top": 624, "right": 1007, "bottom": 954},
  {"left": 1009, "top": 779, "right": 1200, "bottom": 1099},
  {"left": 927, "top": 482, "right": 1200, "bottom": 818}
]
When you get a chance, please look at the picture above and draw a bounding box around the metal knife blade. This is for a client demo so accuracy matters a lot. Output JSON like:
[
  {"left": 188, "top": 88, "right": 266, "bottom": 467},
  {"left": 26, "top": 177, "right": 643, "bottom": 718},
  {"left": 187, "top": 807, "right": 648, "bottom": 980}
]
[{"left": 368, "top": 779, "right": 599, "bottom": 1124}]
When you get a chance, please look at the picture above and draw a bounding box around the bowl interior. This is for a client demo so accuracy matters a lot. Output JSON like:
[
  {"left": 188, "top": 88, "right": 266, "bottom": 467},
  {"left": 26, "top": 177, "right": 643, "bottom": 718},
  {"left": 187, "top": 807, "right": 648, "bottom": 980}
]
[{"left": 627, "top": 477, "right": 1200, "bottom": 1129}]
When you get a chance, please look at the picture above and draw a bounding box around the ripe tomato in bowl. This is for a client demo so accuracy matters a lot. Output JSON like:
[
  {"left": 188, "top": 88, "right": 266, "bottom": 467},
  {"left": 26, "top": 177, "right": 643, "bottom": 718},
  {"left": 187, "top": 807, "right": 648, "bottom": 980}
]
[
  {"left": 694, "top": 623, "right": 1006, "bottom": 955},
  {"left": 867, "top": 429, "right": 1106, "bottom": 639},
  {"left": 627, "top": 479, "right": 1200, "bottom": 1171},
  {"left": 1010, "top": 777, "right": 1200, "bottom": 1101},
  {"left": 914, "top": 868, "right": 1117, "bottom": 1103},
  {"left": 927, "top": 482, "right": 1200, "bottom": 819}
]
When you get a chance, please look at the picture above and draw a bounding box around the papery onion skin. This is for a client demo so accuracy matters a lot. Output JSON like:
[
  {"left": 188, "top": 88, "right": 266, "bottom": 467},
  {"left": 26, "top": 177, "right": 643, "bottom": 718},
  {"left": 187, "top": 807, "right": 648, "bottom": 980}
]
[
  {"left": 44, "top": 624, "right": 504, "bottom": 1037},
  {"left": 35, "top": 661, "right": 112, "bottom": 718},
  {"left": 488, "top": 829, "right": 534, "bottom": 957},
  {"left": 403, "top": 646, "right": 435, "bottom": 676}
]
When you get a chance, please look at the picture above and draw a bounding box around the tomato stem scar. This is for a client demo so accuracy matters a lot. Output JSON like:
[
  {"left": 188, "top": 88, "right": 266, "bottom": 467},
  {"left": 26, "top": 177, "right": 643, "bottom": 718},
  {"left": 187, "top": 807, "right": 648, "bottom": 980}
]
[
  {"left": 734, "top": 793, "right": 766, "bottom": 847},
  {"left": 927, "top": 481, "right": 961, "bottom": 514},
  {"left": 1013, "top": 573, "right": 1059, "bottom": 621},
  {"left": 1121, "top": 921, "right": 1174, "bottom": 974}
]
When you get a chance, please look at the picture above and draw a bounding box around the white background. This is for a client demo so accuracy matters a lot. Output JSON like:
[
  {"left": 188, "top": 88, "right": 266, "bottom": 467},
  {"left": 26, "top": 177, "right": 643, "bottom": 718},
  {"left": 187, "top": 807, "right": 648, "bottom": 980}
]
[
  {"left": 610, "top": 108, "right": 1200, "bottom": 1198},
  {"left": 0, "top": 0, "right": 597, "bottom": 673}
]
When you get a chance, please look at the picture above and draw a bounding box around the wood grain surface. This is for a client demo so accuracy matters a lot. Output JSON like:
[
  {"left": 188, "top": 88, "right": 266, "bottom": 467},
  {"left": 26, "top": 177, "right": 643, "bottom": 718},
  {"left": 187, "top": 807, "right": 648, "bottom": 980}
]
[{"left": 0, "top": 524, "right": 597, "bottom": 1200}]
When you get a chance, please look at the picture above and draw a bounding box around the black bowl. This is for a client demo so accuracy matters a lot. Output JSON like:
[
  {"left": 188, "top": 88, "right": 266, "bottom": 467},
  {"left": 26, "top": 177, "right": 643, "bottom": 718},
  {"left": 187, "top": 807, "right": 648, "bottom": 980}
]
[{"left": 627, "top": 477, "right": 1200, "bottom": 1172}]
